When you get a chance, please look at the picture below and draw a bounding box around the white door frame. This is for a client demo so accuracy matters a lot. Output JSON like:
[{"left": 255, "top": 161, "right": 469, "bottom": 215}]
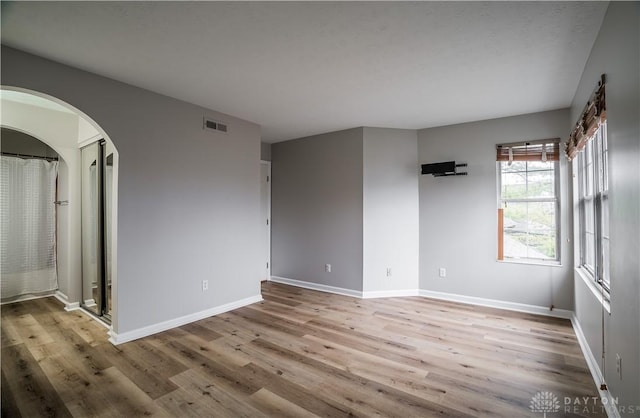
[{"left": 260, "top": 160, "right": 272, "bottom": 280}]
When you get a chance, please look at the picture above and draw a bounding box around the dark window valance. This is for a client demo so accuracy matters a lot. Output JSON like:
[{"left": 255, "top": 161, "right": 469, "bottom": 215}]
[
  {"left": 496, "top": 138, "right": 560, "bottom": 163},
  {"left": 566, "top": 74, "right": 606, "bottom": 160}
]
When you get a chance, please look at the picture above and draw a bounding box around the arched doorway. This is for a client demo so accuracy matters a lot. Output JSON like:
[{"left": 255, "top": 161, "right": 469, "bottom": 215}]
[{"left": 1, "top": 87, "right": 118, "bottom": 326}]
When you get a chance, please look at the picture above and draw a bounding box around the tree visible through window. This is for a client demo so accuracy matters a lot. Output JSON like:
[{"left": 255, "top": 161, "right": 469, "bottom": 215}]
[{"left": 496, "top": 140, "right": 560, "bottom": 263}]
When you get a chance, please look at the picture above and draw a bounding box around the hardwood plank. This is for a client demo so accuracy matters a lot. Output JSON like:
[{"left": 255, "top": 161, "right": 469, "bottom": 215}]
[
  {"left": 1, "top": 285, "right": 605, "bottom": 418},
  {"left": 178, "top": 322, "right": 224, "bottom": 342},
  {"left": 168, "top": 368, "right": 268, "bottom": 418},
  {"left": 1, "top": 316, "right": 23, "bottom": 347},
  {"left": 241, "top": 362, "right": 359, "bottom": 418},
  {"left": 244, "top": 337, "right": 475, "bottom": 417},
  {"left": 13, "top": 313, "right": 55, "bottom": 348},
  {"left": 1, "top": 369, "right": 22, "bottom": 418},
  {"left": 96, "top": 366, "right": 170, "bottom": 417},
  {"left": 1, "top": 343, "right": 72, "bottom": 418},
  {"left": 96, "top": 341, "right": 182, "bottom": 399},
  {"left": 249, "top": 387, "right": 320, "bottom": 418}
]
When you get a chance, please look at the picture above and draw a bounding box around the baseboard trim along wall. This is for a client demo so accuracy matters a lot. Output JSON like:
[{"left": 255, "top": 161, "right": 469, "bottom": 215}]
[
  {"left": 108, "top": 294, "right": 263, "bottom": 345},
  {"left": 418, "top": 289, "right": 573, "bottom": 319},
  {"left": 571, "top": 314, "right": 621, "bottom": 418},
  {"left": 54, "top": 290, "right": 81, "bottom": 311},
  {"left": 269, "top": 276, "right": 574, "bottom": 319},
  {"left": 63, "top": 303, "right": 80, "bottom": 312},
  {"left": 362, "top": 289, "right": 421, "bottom": 299},
  {"left": 270, "top": 276, "right": 363, "bottom": 298}
]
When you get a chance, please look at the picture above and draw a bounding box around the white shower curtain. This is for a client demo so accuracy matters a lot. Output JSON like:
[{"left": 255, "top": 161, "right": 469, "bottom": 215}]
[{"left": 1, "top": 155, "right": 59, "bottom": 300}]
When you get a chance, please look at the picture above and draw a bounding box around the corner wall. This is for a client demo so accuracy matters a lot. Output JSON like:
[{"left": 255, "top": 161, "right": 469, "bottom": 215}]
[
  {"left": 271, "top": 128, "right": 364, "bottom": 291},
  {"left": 570, "top": 2, "right": 640, "bottom": 413},
  {"left": 363, "top": 127, "right": 419, "bottom": 295},
  {"left": 417, "top": 109, "right": 573, "bottom": 310},
  {"left": 1, "top": 46, "right": 263, "bottom": 339}
]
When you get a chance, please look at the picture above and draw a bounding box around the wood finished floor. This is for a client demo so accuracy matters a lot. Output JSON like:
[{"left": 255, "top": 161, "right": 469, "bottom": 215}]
[{"left": 1, "top": 282, "right": 606, "bottom": 418}]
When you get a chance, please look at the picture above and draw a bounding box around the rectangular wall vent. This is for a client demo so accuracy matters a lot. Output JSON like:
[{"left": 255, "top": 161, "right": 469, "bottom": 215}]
[{"left": 203, "top": 117, "right": 228, "bottom": 134}]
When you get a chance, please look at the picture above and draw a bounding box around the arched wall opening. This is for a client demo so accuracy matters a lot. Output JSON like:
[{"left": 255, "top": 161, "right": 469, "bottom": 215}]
[{"left": 0, "top": 87, "right": 119, "bottom": 329}]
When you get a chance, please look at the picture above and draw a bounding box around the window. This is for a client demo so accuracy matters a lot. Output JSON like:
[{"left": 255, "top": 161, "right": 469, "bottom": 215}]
[
  {"left": 497, "top": 140, "right": 560, "bottom": 263},
  {"left": 567, "top": 74, "right": 608, "bottom": 294},
  {"left": 577, "top": 122, "right": 609, "bottom": 292}
]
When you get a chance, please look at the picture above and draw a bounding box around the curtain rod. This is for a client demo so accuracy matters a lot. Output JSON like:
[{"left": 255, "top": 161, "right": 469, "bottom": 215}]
[
  {"left": 496, "top": 138, "right": 560, "bottom": 148},
  {"left": 1, "top": 152, "right": 59, "bottom": 162}
]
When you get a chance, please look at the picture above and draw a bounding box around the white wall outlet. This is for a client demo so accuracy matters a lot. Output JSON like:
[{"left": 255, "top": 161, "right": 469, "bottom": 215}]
[
  {"left": 439, "top": 267, "right": 446, "bottom": 278},
  {"left": 325, "top": 264, "right": 331, "bottom": 273},
  {"left": 386, "top": 267, "right": 392, "bottom": 277},
  {"left": 202, "top": 280, "right": 209, "bottom": 291},
  {"left": 616, "top": 354, "right": 622, "bottom": 379}
]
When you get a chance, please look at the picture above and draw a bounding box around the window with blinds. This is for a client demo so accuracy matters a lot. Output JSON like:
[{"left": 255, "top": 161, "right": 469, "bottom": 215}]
[
  {"left": 570, "top": 75, "right": 609, "bottom": 295},
  {"left": 496, "top": 138, "right": 561, "bottom": 263}
]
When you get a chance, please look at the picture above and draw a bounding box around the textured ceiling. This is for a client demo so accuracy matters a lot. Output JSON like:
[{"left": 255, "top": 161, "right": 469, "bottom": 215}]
[{"left": 1, "top": 2, "right": 608, "bottom": 142}]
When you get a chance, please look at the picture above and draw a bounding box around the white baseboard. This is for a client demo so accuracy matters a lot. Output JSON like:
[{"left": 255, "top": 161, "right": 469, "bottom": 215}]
[
  {"left": 269, "top": 276, "right": 363, "bottom": 298},
  {"left": 54, "top": 290, "right": 68, "bottom": 304},
  {"left": 269, "top": 278, "right": 572, "bottom": 320},
  {"left": 571, "top": 315, "right": 621, "bottom": 418},
  {"left": 108, "top": 294, "right": 263, "bottom": 345},
  {"left": 362, "top": 289, "right": 420, "bottom": 299},
  {"left": 63, "top": 302, "right": 80, "bottom": 311},
  {"left": 418, "top": 289, "right": 573, "bottom": 319},
  {"left": 84, "top": 298, "right": 97, "bottom": 307},
  {"left": 55, "top": 291, "right": 80, "bottom": 311},
  {"left": 54, "top": 290, "right": 80, "bottom": 311}
]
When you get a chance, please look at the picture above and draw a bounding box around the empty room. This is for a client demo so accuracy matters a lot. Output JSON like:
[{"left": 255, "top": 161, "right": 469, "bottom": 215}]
[{"left": 1, "top": 1, "right": 638, "bottom": 417}]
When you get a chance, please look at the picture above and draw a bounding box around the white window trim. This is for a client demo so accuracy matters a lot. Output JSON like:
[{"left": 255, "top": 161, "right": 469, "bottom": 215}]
[
  {"left": 576, "top": 122, "right": 610, "bottom": 296},
  {"left": 497, "top": 160, "right": 561, "bottom": 265},
  {"left": 576, "top": 266, "right": 611, "bottom": 314}
]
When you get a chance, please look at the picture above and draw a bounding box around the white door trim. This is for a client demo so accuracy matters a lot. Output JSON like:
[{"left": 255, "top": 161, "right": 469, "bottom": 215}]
[{"left": 260, "top": 160, "right": 272, "bottom": 280}]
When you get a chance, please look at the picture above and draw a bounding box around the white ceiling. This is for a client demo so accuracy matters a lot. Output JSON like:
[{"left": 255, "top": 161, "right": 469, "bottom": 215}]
[{"left": 1, "top": 1, "right": 608, "bottom": 143}]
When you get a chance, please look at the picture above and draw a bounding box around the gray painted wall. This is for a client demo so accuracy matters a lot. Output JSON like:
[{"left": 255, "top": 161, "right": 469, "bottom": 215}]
[
  {"left": 571, "top": 2, "right": 640, "bottom": 413},
  {"left": 363, "top": 128, "right": 419, "bottom": 293},
  {"left": 260, "top": 142, "right": 272, "bottom": 161},
  {"left": 2, "top": 47, "right": 263, "bottom": 336},
  {"left": 418, "top": 109, "right": 573, "bottom": 309},
  {"left": 271, "top": 128, "right": 364, "bottom": 291}
]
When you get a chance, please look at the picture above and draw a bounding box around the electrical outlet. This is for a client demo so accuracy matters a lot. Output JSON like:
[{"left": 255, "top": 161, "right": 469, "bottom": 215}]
[
  {"left": 325, "top": 264, "right": 331, "bottom": 273},
  {"left": 616, "top": 354, "right": 622, "bottom": 379},
  {"left": 439, "top": 267, "right": 446, "bottom": 278},
  {"left": 386, "top": 267, "right": 392, "bottom": 277},
  {"left": 202, "top": 280, "right": 208, "bottom": 291}
]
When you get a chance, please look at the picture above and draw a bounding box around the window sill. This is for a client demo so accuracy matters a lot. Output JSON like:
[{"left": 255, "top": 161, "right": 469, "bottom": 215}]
[
  {"left": 497, "top": 258, "right": 562, "bottom": 267},
  {"left": 576, "top": 266, "right": 611, "bottom": 314}
]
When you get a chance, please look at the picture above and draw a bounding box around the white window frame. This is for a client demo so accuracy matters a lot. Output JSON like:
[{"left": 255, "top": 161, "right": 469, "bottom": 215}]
[
  {"left": 577, "top": 122, "right": 609, "bottom": 294},
  {"left": 497, "top": 157, "right": 561, "bottom": 264}
]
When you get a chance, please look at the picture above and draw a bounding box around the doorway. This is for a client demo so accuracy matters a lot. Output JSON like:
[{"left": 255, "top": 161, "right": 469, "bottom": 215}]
[
  {"left": 260, "top": 161, "right": 271, "bottom": 281},
  {"left": 1, "top": 87, "right": 118, "bottom": 331},
  {"left": 81, "top": 139, "right": 114, "bottom": 322},
  {"left": 0, "top": 129, "right": 60, "bottom": 302}
]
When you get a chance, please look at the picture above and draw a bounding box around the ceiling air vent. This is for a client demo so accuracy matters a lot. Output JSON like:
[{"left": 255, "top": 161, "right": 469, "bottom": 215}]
[{"left": 203, "top": 117, "right": 228, "bottom": 134}]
